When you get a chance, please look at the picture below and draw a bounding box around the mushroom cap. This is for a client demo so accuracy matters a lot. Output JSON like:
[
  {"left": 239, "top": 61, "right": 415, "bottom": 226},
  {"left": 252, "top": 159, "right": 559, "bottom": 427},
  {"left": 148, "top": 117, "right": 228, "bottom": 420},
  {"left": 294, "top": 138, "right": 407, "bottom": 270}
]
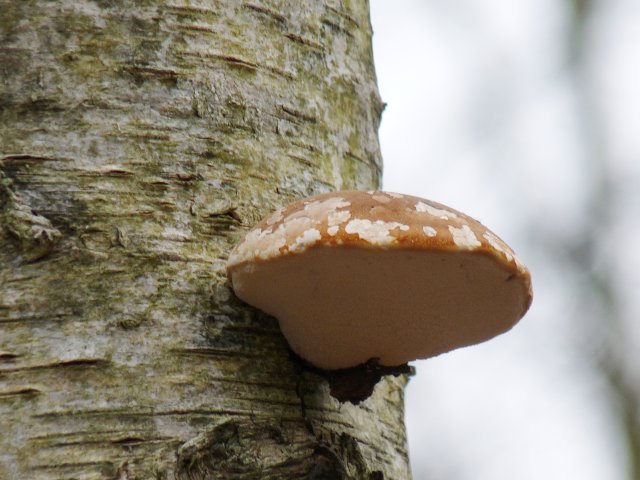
[{"left": 227, "top": 191, "right": 532, "bottom": 370}]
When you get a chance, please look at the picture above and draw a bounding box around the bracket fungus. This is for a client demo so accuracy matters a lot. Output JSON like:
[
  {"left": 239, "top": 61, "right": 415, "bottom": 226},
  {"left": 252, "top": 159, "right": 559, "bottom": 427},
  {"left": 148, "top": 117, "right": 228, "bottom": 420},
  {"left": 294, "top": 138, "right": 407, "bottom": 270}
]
[{"left": 227, "top": 191, "right": 532, "bottom": 401}]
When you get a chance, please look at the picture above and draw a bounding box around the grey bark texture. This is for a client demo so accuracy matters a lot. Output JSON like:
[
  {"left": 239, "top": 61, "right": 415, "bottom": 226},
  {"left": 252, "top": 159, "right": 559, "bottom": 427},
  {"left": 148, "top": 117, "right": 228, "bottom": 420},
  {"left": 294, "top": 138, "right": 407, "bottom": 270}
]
[{"left": 0, "top": 1, "right": 412, "bottom": 479}]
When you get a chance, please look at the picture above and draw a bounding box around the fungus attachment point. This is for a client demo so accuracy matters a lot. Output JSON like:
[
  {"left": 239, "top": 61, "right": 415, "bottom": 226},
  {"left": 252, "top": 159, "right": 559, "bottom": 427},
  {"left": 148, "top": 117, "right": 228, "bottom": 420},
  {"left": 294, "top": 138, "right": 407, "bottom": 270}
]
[{"left": 226, "top": 191, "right": 532, "bottom": 400}]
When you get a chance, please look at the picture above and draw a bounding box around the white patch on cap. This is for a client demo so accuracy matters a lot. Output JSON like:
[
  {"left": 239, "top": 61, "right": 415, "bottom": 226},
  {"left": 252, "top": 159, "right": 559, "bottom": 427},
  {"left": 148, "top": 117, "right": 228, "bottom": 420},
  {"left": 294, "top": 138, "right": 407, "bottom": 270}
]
[
  {"left": 281, "top": 198, "right": 346, "bottom": 224},
  {"left": 230, "top": 198, "right": 354, "bottom": 265},
  {"left": 386, "top": 192, "right": 404, "bottom": 199},
  {"left": 328, "top": 210, "right": 351, "bottom": 227},
  {"left": 345, "top": 219, "right": 409, "bottom": 245},
  {"left": 372, "top": 194, "right": 391, "bottom": 203},
  {"left": 244, "top": 227, "right": 268, "bottom": 243},
  {"left": 237, "top": 228, "right": 271, "bottom": 260},
  {"left": 449, "top": 225, "right": 481, "bottom": 249},
  {"left": 282, "top": 197, "right": 350, "bottom": 230},
  {"left": 265, "top": 208, "right": 284, "bottom": 225},
  {"left": 257, "top": 234, "right": 287, "bottom": 258},
  {"left": 423, "top": 226, "right": 437, "bottom": 237},
  {"left": 514, "top": 254, "right": 527, "bottom": 273},
  {"left": 290, "top": 228, "right": 321, "bottom": 252},
  {"left": 227, "top": 250, "right": 242, "bottom": 266},
  {"left": 303, "top": 197, "right": 350, "bottom": 217},
  {"left": 483, "top": 231, "right": 513, "bottom": 262},
  {"left": 281, "top": 216, "right": 316, "bottom": 239},
  {"left": 327, "top": 225, "right": 340, "bottom": 236},
  {"left": 229, "top": 227, "right": 287, "bottom": 265},
  {"left": 415, "top": 201, "right": 458, "bottom": 220}
]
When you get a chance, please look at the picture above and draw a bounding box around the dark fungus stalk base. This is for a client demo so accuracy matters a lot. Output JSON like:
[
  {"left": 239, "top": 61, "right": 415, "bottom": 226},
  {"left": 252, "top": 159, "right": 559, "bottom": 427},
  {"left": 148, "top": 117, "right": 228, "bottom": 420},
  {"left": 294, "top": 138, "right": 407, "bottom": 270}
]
[{"left": 292, "top": 350, "right": 415, "bottom": 404}]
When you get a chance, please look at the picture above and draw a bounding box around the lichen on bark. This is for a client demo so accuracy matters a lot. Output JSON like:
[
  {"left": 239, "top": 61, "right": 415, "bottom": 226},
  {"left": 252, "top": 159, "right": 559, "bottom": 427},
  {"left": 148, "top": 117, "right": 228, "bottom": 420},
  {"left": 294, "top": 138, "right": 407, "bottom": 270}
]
[{"left": 0, "top": 1, "right": 411, "bottom": 479}]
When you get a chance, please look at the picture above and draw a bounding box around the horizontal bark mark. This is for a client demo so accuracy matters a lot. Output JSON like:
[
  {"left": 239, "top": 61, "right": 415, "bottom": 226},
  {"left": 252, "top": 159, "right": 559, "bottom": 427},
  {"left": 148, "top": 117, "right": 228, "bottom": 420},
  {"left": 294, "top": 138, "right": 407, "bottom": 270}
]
[
  {"left": 32, "top": 407, "right": 303, "bottom": 421},
  {"left": 288, "top": 142, "right": 319, "bottom": 156},
  {"left": 312, "top": 177, "right": 336, "bottom": 190},
  {"left": 165, "top": 4, "right": 221, "bottom": 17},
  {"left": 283, "top": 33, "right": 325, "bottom": 52},
  {"left": 320, "top": 18, "right": 354, "bottom": 37},
  {"left": 1, "top": 154, "right": 65, "bottom": 163},
  {"left": 0, "top": 351, "right": 20, "bottom": 360},
  {"left": 287, "top": 154, "right": 315, "bottom": 168},
  {"left": 76, "top": 168, "right": 136, "bottom": 177},
  {"left": 106, "top": 131, "right": 173, "bottom": 141},
  {"left": 35, "top": 358, "right": 110, "bottom": 369},
  {"left": 243, "top": 2, "right": 287, "bottom": 24},
  {"left": 178, "top": 50, "right": 295, "bottom": 80},
  {"left": 123, "top": 66, "right": 180, "bottom": 79},
  {"left": 29, "top": 461, "right": 115, "bottom": 472},
  {"left": 325, "top": 5, "right": 360, "bottom": 27},
  {"left": 280, "top": 105, "right": 317, "bottom": 124},
  {"left": 0, "top": 358, "right": 110, "bottom": 373},
  {"left": 218, "top": 324, "right": 282, "bottom": 335},
  {"left": 30, "top": 428, "right": 152, "bottom": 441},
  {"left": 154, "top": 251, "right": 189, "bottom": 262},
  {"left": 224, "top": 395, "right": 301, "bottom": 409},
  {"left": 169, "top": 347, "right": 258, "bottom": 359},
  {"left": 0, "top": 387, "right": 42, "bottom": 398},
  {"left": 0, "top": 312, "right": 72, "bottom": 325},
  {"left": 199, "top": 377, "right": 294, "bottom": 391},
  {"left": 173, "top": 23, "right": 218, "bottom": 35},
  {"left": 33, "top": 435, "right": 174, "bottom": 449},
  {"left": 345, "top": 151, "right": 370, "bottom": 166}
]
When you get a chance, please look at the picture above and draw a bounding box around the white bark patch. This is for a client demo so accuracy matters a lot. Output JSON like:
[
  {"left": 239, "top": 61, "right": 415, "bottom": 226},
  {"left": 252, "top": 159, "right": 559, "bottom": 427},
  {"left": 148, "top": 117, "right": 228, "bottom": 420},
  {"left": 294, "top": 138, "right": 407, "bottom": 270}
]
[
  {"left": 290, "top": 228, "right": 321, "bottom": 252},
  {"left": 345, "top": 219, "right": 409, "bottom": 245},
  {"left": 422, "top": 226, "right": 437, "bottom": 237},
  {"left": 332, "top": 156, "right": 343, "bottom": 191},
  {"left": 135, "top": 275, "right": 158, "bottom": 296},
  {"left": 449, "top": 225, "right": 481, "bottom": 249},
  {"left": 415, "top": 201, "right": 458, "bottom": 220},
  {"left": 162, "top": 226, "right": 192, "bottom": 241},
  {"left": 483, "top": 231, "right": 513, "bottom": 261}
]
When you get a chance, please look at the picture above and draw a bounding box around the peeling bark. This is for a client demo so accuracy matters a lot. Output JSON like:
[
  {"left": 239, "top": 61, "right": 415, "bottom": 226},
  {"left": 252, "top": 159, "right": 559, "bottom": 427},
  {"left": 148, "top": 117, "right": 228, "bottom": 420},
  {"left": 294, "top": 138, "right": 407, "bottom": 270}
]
[{"left": 0, "top": 1, "right": 411, "bottom": 479}]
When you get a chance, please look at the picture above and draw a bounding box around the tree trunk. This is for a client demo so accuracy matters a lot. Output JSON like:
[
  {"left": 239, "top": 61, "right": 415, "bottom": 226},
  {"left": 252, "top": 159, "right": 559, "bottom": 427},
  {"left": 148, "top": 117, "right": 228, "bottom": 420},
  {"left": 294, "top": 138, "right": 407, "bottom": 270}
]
[{"left": 0, "top": 1, "right": 411, "bottom": 479}]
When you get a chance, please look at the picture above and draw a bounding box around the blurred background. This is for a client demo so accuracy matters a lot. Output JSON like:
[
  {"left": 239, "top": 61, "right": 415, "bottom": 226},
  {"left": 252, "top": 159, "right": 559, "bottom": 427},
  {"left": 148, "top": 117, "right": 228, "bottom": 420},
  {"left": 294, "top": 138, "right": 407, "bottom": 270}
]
[{"left": 370, "top": 1, "right": 639, "bottom": 479}]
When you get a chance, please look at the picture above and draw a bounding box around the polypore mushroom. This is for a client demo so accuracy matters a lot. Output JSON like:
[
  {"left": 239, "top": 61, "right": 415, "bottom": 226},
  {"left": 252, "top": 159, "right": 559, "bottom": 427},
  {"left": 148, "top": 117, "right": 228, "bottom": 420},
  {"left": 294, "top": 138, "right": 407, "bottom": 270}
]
[{"left": 227, "top": 191, "right": 532, "bottom": 399}]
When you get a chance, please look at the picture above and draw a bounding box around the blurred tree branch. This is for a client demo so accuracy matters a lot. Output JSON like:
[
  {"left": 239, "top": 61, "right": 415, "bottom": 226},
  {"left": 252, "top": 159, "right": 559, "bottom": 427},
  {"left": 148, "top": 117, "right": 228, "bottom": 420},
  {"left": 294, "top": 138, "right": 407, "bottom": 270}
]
[{"left": 566, "top": 0, "right": 640, "bottom": 477}]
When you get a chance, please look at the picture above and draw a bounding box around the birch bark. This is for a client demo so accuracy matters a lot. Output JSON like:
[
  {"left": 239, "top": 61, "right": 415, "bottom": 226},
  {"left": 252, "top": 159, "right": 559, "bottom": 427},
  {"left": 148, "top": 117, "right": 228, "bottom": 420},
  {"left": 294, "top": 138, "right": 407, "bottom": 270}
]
[{"left": 0, "top": 1, "right": 411, "bottom": 478}]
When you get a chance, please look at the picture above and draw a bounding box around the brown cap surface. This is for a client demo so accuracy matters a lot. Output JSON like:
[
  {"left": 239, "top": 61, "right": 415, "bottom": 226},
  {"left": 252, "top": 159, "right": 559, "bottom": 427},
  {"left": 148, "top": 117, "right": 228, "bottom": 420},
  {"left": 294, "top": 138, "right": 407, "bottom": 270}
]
[{"left": 227, "top": 191, "right": 532, "bottom": 370}]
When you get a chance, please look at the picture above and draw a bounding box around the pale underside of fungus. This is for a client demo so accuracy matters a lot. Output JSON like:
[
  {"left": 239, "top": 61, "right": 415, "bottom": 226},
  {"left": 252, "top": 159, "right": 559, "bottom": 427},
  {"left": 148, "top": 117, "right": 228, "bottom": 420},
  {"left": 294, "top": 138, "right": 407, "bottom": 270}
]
[{"left": 227, "top": 191, "right": 532, "bottom": 371}]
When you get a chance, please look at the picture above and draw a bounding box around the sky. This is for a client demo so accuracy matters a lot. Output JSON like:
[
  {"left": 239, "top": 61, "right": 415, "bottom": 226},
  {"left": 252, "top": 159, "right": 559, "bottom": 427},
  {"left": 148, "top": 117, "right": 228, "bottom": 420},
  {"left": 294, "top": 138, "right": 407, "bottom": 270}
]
[{"left": 370, "top": 1, "right": 639, "bottom": 478}]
